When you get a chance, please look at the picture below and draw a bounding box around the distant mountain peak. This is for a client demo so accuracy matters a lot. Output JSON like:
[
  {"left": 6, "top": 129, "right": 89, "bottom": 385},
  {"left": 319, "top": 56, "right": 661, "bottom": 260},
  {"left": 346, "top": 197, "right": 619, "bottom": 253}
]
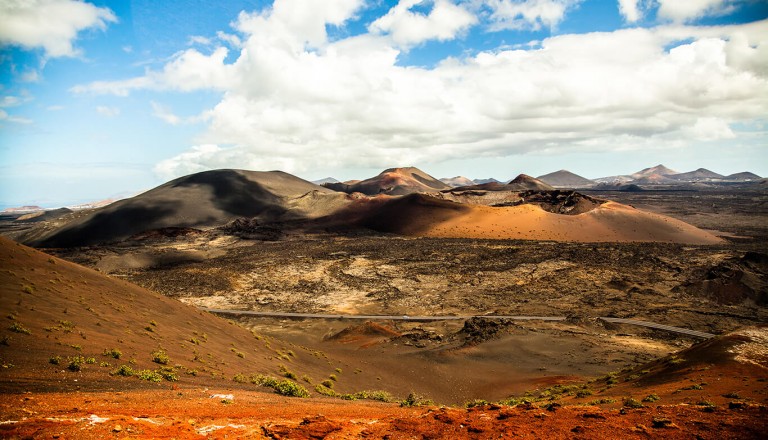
[
  {"left": 536, "top": 170, "right": 594, "bottom": 188},
  {"left": 631, "top": 164, "right": 678, "bottom": 179}
]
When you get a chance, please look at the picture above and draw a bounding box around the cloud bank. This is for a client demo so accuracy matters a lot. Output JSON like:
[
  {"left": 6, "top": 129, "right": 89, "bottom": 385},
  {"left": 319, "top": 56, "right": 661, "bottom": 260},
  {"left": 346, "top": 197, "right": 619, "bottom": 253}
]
[
  {"left": 0, "top": 0, "right": 116, "bottom": 57},
  {"left": 70, "top": 0, "right": 768, "bottom": 180}
]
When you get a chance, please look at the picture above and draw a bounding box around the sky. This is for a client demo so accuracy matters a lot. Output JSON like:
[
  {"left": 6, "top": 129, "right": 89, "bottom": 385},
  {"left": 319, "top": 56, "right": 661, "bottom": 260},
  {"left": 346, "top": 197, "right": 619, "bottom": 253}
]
[{"left": 0, "top": 0, "right": 767, "bottom": 208}]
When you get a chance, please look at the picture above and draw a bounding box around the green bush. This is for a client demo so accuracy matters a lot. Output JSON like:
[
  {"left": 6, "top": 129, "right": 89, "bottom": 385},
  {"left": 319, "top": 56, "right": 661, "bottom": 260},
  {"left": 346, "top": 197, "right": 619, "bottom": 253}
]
[
  {"left": 49, "top": 356, "right": 62, "bottom": 365},
  {"left": 315, "top": 384, "right": 337, "bottom": 397},
  {"left": 9, "top": 322, "right": 30, "bottom": 335},
  {"left": 272, "top": 380, "right": 309, "bottom": 397},
  {"left": 233, "top": 373, "right": 248, "bottom": 383},
  {"left": 623, "top": 398, "right": 644, "bottom": 409},
  {"left": 253, "top": 375, "right": 309, "bottom": 397},
  {"left": 102, "top": 348, "right": 122, "bottom": 359},
  {"left": 67, "top": 356, "right": 85, "bottom": 372},
  {"left": 157, "top": 367, "right": 178, "bottom": 381},
  {"left": 137, "top": 369, "right": 163, "bottom": 382},
  {"left": 112, "top": 364, "right": 135, "bottom": 377},
  {"left": 321, "top": 379, "right": 334, "bottom": 389},
  {"left": 465, "top": 399, "right": 489, "bottom": 408},
  {"left": 151, "top": 349, "right": 170, "bottom": 365},
  {"left": 642, "top": 394, "right": 660, "bottom": 402},
  {"left": 400, "top": 392, "right": 433, "bottom": 407}
]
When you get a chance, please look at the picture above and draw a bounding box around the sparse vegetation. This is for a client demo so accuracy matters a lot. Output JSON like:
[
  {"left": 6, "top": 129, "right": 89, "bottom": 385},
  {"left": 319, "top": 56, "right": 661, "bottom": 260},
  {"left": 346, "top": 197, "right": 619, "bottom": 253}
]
[
  {"left": 9, "top": 322, "right": 30, "bottom": 335},
  {"left": 137, "top": 369, "right": 163, "bottom": 382},
  {"left": 315, "top": 384, "right": 337, "bottom": 397},
  {"left": 643, "top": 394, "right": 660, "bottom": 402},
  {"left": 233, "top": 373, "right": 248, "bottom": 383},
  {"left": 623, "top": 398, "right": 644, "bottom": 409},
  {"left": 400, "top": 392, "right": 434, "bottom": 407},
  {"left": 49, "top": 356, "right": 62, "bottom": 365},
  {"left": 587, "top": 398, "right": 616, "bottom": 405},
  {"left": 67, "top": 356, "right": 85, "bottom": 372},
  {"left": 112, "top": 365, "right": 135, "bottom": 377},
  {"left": 341, "top": 390, "right": 394, "bottom": 402},
  {"left": 21, "top": 285, "right": 34, "bottom": 294},
  {"left": 465, "top": 399, "right": 489, "bottom": 408},
  {"left": 249, "top": 374, "right": 309, "bottom": 397},
  {"left": 320, "top": 379, "right": 334, "bottom": 389},
  {"left": 103, "top": 348, "right": 122, "bottom": 359},
  {"left": 151, "top": 349, "right": 170, "bottom": 365}
]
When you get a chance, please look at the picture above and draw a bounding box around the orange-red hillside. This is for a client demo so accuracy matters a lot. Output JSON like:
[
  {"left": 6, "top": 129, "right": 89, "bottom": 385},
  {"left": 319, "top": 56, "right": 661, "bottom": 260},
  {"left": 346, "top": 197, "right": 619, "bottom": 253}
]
[
  {"left": 0, "top": 237, "right": 366, "bottom": 394},
  {"left": 338, "top": 195, "right": 723, "bottom": 244}
]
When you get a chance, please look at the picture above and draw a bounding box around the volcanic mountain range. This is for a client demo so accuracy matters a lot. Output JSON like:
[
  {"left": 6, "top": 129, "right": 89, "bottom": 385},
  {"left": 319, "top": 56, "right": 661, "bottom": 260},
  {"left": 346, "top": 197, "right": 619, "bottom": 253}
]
[{"left": 10, "top": 166, "right": 728, "bottom": 248}]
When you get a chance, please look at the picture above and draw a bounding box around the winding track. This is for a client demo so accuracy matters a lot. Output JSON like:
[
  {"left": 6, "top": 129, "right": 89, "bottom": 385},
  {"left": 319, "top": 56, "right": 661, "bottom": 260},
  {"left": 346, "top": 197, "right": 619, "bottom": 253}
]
[{"left": 201, "top": 308, "right": 716, "bottom": 339}]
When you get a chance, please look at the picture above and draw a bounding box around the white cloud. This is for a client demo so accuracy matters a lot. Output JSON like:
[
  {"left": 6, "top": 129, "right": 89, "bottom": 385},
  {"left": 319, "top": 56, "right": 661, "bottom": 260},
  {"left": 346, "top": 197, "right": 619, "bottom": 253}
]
[
  {"left": 657, "top": 0, "right": 734, "bottom": 23},
  {"left": 0, "top": 0, "right": 116, "bottom": 57},
  {"left": 66, "top": 2, "right": 768, "bottom": 181},
  {"left": 483, "top": 0, "right": 581, "bottom": 31},
  {"left": 0, "top": 109, "right": 32, "bottom": 124},
  {"left": 617, "top": 0, "right": 641, "bottom": 22},
  {"left": 71, "top": 47, "right": 233, "bottom": 95},
  {"left": 96, "top": 106, "right": 120, "bottom": 117},
  {"left": 20, "top": 69, "right": 40, "bottom": 83},
  {"left": 151, "top": 101, "right": 181, "bottom": 125},
  {"left": 188, "top": 35, "right": 212, "bottom": 46},
  {"left": 369, "top": 0, "right": 478, "bottom": 46},
  {"left": 47, "top": 105, "right": 64, "bottom": 111}
]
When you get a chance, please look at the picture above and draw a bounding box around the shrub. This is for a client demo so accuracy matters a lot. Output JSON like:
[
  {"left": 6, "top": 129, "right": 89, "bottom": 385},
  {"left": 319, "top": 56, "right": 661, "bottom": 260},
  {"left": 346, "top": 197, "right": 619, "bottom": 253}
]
[
  {"left": 233, "top": 373, "right": 248, "bottom": 383},
  {"left": 642, "top": 394, "right": 660, "bottom": 403},
  {"left": 400, "top": 392, "right": 433, "bottom": 407},
  {"left": 67, "top": 356, "right": 85, "bottom": 372},
  {"left": 85, "top": 357, "right": 96, "bottom": 364},
  {"left": 315, "top": 384, "right": 337, "bottom": 397},
  {"left": 9, "top": 322, "right": 30, "bottom": 335},
  {"left": 575, "top": 389, "right": 593, "bottom": 398},
  {"left": 329, "top": 374, "right": 338, "bottom": 381},
  {"left": 320, "top": 379, "right": 334, "bottom": 389},
  {"left": 112, "top": 365, "right": 135, "bottom": 377},
  {"left": 137, "top": 370, "right": 163, "bottom": 382},
  {"left": 253, "top": 375, "right": 309, "bottom": 397},
  {"left": 271, "top": 380, "right": 309, "bottom": 397},
  {"left": 21, "top": 285, "right": 34, "bottom": 294},
  {"left": 151, "top": 349, "right": 170, "bottom": 365},
  {"left": 157, "top": 367, "right": 178, "bottom": 381},
  {"left": 587, "top": 398, "right": 616, "bottom": 405},
  {"left": 623, "top": 398, "right": 644, "bottom": 409},
  {"left": 465, "top": 399, "right": 489, "bottom": 408},
  {"left": 49, "top": 356, "right": 62, "bottom": 365},
  {"left": 103, "top": 348, "right": 122, "bottom": 359}
]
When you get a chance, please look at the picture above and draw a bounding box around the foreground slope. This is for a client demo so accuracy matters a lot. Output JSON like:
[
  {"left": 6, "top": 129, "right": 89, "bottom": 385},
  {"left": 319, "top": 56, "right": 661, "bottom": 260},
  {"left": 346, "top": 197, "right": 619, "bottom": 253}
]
[
  {"left": 26, "top": 169, "right": 344, "bottom": 247},
  {"left": 0, "top": 237, "right": 361, "bottom": 394},
  {"left": 1, "top": 328, "right": 765, "bottom": 438}
]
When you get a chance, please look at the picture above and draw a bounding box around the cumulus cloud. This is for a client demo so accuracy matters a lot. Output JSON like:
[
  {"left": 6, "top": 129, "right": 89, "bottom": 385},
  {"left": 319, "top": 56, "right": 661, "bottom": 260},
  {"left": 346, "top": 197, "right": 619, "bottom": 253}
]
[
  {"left": 369, "top": 0, "right": 478, "bottom": 46},
  {"left": 0, "top": 0, "right": 116, "bottom": 57},
  {"left": 68, "top": 1, "right": 768, "bottom": 180},
  {"left": 483, "top": 0, "right": 582, "bottom": 31},
  {"left": 71, "top": 47, "right": 233, "bottom": 95},
  {"left": 617, "top": 0, "right": 641, "bottom": 22},
  {"left": 657, "top": 0, "right": 735, "bottom": 23}
]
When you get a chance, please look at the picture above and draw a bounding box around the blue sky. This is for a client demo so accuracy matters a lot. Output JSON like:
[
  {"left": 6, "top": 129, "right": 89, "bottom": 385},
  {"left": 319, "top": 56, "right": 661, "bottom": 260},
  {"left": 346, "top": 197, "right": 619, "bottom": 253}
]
[{"left": 1, "top": 0, "right": 767, "bottom": 208}]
